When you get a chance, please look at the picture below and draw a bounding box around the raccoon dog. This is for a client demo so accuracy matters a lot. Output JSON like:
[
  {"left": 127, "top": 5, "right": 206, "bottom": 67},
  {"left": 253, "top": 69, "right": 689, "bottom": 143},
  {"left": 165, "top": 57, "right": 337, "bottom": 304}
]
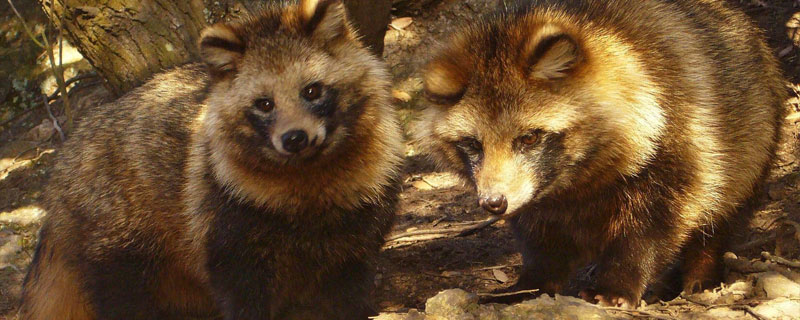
[
  {"left": 20, "top": 0, "right": 403, "bottom": 318},
  {"left": 416, "top": 0, "right": 785, "bottom": 307}
]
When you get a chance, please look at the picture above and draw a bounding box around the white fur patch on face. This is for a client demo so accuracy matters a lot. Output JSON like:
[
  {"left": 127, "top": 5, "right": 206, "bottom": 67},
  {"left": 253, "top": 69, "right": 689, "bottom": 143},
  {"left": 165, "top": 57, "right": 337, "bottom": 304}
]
[{"left": 476, "top": 150, "right": 536, "bottom": 215}]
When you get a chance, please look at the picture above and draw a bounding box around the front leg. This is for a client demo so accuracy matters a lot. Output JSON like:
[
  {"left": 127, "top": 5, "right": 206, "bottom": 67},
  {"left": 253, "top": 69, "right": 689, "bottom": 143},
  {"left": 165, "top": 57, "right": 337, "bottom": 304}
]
[
  {"left": 279, "top": 259, "right": 376, "bottom": 320},
  {"left": 206, "top": 239, "right": 274, "bottom": 320},
  {"left": 579, "top": 232, "right": 681, "bottom": 308},
  {"left": 497, "top": 220, "right": 582, "bottom": 302}
]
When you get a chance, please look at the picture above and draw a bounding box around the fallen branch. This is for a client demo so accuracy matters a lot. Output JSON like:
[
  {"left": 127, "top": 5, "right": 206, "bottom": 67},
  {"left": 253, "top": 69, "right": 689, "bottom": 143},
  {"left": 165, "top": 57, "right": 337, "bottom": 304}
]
[
  {"left": 733, "top": 234, "right": 776, "bottom": 252},
  {"left": 476, "top": 289, "right": 539, "bottom": 299},
  {"left": 46, "top": 73, "right": 99, "bottom": 102},
  {"left": 386, "top": 216, "right": 501, "bottom": 242},
  {"left": 476, "top": 264, "right": 522, "bottom": 271},
  {"left": 683, "top": 295, "right": 770, "bottom": 320},
  {"left": 602, "top": 307, "right": 677, "bottom": 320},
  {"left": 761, "top": 251, "right": 800, "bottom": 268},
  {"left": 679, "top": 294, "right": 710, "bottom": 307},
  {"left": 731, "top": 305, "right": 767, "bottom": 320},
  {"left": 457, "top": 216, "right": 501, "bottom": 237}
]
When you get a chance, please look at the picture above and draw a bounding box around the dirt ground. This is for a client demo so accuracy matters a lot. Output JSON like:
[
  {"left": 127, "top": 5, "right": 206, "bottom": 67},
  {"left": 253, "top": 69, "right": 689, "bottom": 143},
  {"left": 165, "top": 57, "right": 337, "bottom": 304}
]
[{"left": 1, "top": 0, "right": 800, "bottom": 319}]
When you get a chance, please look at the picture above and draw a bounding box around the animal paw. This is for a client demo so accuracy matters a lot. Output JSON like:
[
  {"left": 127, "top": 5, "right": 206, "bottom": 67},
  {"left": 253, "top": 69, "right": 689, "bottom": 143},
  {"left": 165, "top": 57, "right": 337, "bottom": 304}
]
[{"left": 579, "top": 289, "right": 636, "bottom": 309}]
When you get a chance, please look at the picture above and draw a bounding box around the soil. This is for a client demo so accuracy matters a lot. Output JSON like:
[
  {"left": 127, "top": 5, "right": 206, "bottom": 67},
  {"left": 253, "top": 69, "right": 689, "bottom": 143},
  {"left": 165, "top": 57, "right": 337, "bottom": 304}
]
[{"left": 1, "top": 0, "right": 800, "bottom": 319}]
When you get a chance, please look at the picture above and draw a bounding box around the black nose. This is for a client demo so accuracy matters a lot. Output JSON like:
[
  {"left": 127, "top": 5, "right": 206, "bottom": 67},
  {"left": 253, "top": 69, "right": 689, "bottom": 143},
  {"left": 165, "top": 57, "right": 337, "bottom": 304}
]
[
  {"left": 281, "top": 130, "right": 309, "bottom": 153},
  {"left": 479, "top": 194, "right": 508, "bottom": 215}
]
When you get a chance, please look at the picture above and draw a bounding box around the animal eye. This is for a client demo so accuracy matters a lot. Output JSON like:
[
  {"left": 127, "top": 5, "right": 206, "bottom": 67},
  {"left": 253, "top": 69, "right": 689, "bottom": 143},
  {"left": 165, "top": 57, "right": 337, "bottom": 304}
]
[
  {"left": 519, "top": 131, "right": 540, "bottom": 146},
  {"left": 301, "top": 82, "right": 323, "bottom": 101},
  {"left": 457, "top": 137, "right": 482, "bottom": 152},
  {"left": 253, "top": 98, "right": 275, "bottom": 112}
]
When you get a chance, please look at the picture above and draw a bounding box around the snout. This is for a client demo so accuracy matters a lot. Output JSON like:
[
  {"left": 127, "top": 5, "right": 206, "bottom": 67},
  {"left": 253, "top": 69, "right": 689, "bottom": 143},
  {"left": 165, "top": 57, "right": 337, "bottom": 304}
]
[
  {"left": 273, "top": 126, "right": 327, "bottom": 156},
  {"left": 281, "top": 130, "right": 309, "bottom": 153},
  {"left": 478, "top": 194, "right": 508, "bottom": 215}
]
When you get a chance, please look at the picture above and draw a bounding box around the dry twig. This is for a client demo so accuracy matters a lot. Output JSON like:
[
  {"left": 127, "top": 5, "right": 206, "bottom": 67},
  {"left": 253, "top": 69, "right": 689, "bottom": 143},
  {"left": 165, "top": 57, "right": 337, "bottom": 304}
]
[
  {"left": 476, "top": 289, "right": 539, "bottom": 299},
  {"left": 476, "top": 264, "right": 522, "bottom": 271},
  {"left": 42, "top": 94, "right": 65, "bottom": 142},
  {"left": 6, "top": 0, "right": 44, "bottom": 48},
  {"left": 46, "top": 73, "right": 99, "bottom": 102},
  {"left": 602, "top": 307, "right": 678, "bottom": 320},
  {"left": 731, "top": 305, "right": 768, "bottom": 320},
  {"left": 682, "top": 295, "right": 772, "bottom": 320},
  {"left": 733, "top": 233, "right": 776, "bottom": 252},
  {"left": 5, "top": 0, "right": 75, "bottom": 133},
  {"left": 386, "top": 216, "right": 501, "bottom": 242},
  {"left": 43, "top": 27, "right": 73, "bottom": 130}
]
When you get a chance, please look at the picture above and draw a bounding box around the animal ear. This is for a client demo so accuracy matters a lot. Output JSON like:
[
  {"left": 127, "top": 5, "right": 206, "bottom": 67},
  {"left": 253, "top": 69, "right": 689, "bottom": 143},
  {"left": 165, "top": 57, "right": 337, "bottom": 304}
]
[
  {"left": 198, "top": 23, "right": 245, "bottom": 74},
  {"left": 300, "top": 0, "right": 348, "bottom": 42},
  {"left": 525, "top": 26, "right": 582, "bottom": 80},
  {"left": 424, "top": 55, "right": 470, "bottom": 106}
]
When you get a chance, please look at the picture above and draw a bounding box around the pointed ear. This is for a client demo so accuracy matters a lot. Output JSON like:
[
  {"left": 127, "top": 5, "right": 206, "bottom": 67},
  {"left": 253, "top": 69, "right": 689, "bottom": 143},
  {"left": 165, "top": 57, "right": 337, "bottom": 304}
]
[
  {"left": 525, "top": 26, "right": 582, "bottom": 80},
  {"left": 199, "top": 23, "right": 245, "bottom": 74},
  {"left": 299, "top": 0, "right": 348, "bottom": 42}
]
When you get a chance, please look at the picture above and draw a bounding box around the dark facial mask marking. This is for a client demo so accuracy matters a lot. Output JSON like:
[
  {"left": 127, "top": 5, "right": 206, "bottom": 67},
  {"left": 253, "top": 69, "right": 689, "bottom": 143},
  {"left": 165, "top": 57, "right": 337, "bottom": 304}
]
[
  {"left": 307, "top": 88, "right": 339, "bottom": 118},
  {"left": 245, "top": 109, "right": 276, "bottom": 150}
]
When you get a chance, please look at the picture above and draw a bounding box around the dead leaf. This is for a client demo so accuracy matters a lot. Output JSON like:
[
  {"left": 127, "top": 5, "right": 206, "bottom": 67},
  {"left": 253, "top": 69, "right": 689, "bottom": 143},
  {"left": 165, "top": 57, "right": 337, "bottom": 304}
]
[
  {"left": 390, "top": 17, "right": 413, "bottom": 30},
  {"left": 493, "top": 269, "right": 509, "bottom": 283}
]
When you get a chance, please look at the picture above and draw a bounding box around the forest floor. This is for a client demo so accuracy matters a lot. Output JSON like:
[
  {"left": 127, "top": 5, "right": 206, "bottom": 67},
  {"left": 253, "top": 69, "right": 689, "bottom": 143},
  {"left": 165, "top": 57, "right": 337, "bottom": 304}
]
[{"left": 1, "top": 0, "right": 800, "bottom": 319}]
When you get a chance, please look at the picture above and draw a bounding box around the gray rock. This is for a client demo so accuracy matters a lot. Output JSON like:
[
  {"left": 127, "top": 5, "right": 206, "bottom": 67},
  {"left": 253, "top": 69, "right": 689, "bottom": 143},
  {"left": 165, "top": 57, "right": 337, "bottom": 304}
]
[
  {"left": 500, "top": 295, "right": 616, "bottom": 319},
  {"left": 756, "top": 272, "right": 800, "bottom": 299},
  {"left": 0, "top": 235, "right": 21, "bottom": 265},
  {"left": 377, "top": 289, "right": 619, "bottom": 320},
  {"left": 752, "top": 298, "right": 800, "bottom": 320},
  {"left": 425, "top": 289, "right": 479, "bottom": 320}
]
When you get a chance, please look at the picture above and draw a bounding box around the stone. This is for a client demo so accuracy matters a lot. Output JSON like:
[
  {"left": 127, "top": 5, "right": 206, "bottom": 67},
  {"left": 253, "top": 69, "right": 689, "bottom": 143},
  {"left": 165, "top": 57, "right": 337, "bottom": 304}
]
[
  {"left": 755, "top": 272, "right": 800, "bottom": 299},
  {"left": 752, "top": 298, "right": 800, "bottom": 320},
  {"left": 378, "top": 290, "right": 618, "bottom": 320},
  {"left": 425, "top": 289, "right": 479, "bottom": 320}
]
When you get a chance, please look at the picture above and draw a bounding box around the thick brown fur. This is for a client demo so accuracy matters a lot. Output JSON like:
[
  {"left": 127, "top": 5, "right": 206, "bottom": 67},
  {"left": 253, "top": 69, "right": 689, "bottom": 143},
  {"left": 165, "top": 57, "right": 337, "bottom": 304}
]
[
  {"left": 415, "top": 0, "right": 786, "bottom": 307},
  {"left": 20, "top": 0, "right": 404, "bottom": 319}
]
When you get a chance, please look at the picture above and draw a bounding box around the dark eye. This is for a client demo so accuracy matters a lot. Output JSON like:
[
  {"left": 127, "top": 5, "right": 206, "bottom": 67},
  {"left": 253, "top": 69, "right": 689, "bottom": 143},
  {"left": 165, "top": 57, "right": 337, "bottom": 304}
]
[
  {"left": 253, "top": 98, "right": 274, "bottom": 112},
  {"left": 518, "top": 130, "right": 541, "bottom": 148},
  {"left": 301, "top": 82, "right": 323, "bottom": 101},
  {"left": 456, "top": 137, "right": 482, "bottom": 152}
]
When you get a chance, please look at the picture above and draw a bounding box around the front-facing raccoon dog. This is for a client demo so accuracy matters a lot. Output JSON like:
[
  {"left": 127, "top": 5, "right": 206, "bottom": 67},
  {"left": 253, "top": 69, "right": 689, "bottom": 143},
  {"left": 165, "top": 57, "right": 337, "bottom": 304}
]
[
  {"left": 20, "top": 0, "right": 403, "bottom": 318},
  {"left": 416, "top": 0, "right": 785, "bottom": 308}
]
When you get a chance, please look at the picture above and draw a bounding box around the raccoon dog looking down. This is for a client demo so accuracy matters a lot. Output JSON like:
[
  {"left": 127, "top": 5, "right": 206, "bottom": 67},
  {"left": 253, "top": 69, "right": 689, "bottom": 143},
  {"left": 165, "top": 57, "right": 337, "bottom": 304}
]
[
  {"left": 20, "top": 0, "right": 404, "bottom": 318},
  {"left": 416, "top": 0, "right": 785, "bottom": 308}
]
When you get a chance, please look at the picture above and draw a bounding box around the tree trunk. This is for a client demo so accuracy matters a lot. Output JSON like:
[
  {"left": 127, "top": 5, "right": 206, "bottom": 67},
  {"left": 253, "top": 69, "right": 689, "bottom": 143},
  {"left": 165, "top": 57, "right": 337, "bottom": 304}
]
[
  {"left": 40, "top": 0, "right": 391, "bottom": 97},
  {"left": 40, "top": 0, "right": 206, "bottom": 96}
]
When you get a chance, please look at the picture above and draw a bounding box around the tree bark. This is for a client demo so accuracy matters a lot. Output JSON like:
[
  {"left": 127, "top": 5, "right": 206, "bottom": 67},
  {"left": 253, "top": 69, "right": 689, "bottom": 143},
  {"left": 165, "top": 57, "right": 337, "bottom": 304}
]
[
  {"left": 40, "top": 0, "right": 391, "bottom": 97},
  {"left": 40, "top": 0, "right": 206, "bottom": 96}
]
